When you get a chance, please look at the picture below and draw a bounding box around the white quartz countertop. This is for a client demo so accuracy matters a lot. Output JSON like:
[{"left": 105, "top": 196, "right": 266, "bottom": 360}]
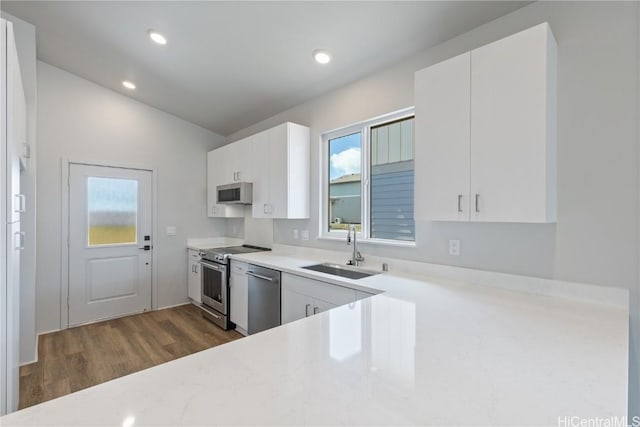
[{"left": 1, "top": 252, "right": 629, "bottom": 426}]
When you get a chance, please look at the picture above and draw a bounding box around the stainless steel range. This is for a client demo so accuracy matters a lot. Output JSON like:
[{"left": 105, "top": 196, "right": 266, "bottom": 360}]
[{"left": 199, "top": 245, "right": 270, "bottom": 329}]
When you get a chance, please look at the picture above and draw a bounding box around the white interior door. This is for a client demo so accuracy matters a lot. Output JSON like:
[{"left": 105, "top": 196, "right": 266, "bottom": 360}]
[{"left": 68, "top": 164, "right": 152, "bottom": 326}]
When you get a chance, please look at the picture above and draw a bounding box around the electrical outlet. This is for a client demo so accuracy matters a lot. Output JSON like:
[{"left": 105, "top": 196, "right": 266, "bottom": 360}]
[
  {"left": 166, "top": 226, "right": 177, "bottom": 236},
  {"left": 448, "top": 239, "right": 460, "bottom": 256},
  {"left": 292, "top": 229, "right": 299, "bottom": 240},
  {"left": 301, "top": 230, "right": 309, "bottom": 241}
]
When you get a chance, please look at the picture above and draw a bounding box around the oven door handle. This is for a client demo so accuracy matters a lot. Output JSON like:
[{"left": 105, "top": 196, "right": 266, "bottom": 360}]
[
  {"left": 200, "top": 260, "right": 226, "bottom": 273},
  {"left": 246, "top": 271, "right": 274, "bottom": 282}
]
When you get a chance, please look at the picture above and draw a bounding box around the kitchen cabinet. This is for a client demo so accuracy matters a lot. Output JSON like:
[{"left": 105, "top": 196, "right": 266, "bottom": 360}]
[
  {"left": 251, "top": 122, "right": 310, "bottom": 219},
  {"left": 206, "top": 122, "right": 309, "bottom": 219},
  {"left": 187, "top": 249, "right": 202, "bottom": 304},
  {"left": 281, "top": 273, "right": 360, "bottom": 324},
  {"left": 415, "top": 22, "right": 557, "bottom": 223},
  {"left": 218, "top": 137, "right": 254, "bottom": 184},
  {"left": 2, "top": 18, "right": 26, "bottom": 415},
  {"left": 206, "top": 150, "right": 245, "bottom": 218},
  {"left": 229, "top": 260, "right": 249, "bottom": 335}
]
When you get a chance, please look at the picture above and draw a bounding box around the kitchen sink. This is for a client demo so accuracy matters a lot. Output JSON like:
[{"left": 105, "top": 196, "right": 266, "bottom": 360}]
[{"left": 301, "top": 263, "right": 379, "bottom": 280}]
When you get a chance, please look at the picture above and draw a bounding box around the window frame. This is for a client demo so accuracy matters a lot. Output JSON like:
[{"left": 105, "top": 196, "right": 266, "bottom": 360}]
[{"left": 320, "top": 107, "right": 415, "bottom": 245}]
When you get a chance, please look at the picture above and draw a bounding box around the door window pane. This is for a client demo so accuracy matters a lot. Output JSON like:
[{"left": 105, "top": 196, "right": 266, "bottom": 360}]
[
  {"left": 87, "top": 177, "right": 138, "bottom": 246},
  {"left": 329, "top": 132, "right": 361, "bottom": 232},
  {"left": 370, "top": 117, "right": 415, "bottom": 241}
]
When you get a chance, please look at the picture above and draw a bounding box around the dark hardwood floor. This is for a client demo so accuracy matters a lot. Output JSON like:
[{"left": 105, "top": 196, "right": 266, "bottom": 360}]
[{"left": 19, "top": 304, "right": 243, "bottom": 409}]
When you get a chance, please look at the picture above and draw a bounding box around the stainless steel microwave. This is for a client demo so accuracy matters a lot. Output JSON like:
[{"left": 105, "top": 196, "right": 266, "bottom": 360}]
[{"left": 216, "top": 182, "right": 253, "bottom": 204}]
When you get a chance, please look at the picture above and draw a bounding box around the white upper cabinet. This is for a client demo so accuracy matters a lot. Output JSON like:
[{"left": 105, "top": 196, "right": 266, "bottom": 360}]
[
  {"left": 470, "top": 23, "right": 557, "bottom": 222},
  {"left": 415, "top": 22, "right": 557, "bottom": 223},
  {"left": 252, "top": 123, "right": 310, "bottom": 219},
  {"left": 415, "top": 52, "right": 471, "bottom": 222},
  {"left": 207, "top": 122, "right": 309, "bottom": 219},
  {"left": 250, "top": 129, "right": 270, "bottom": 216},
  {"left": 206, "top": 149, "right": 245, "bottom": 218},
  {"left": 6, "top": 21, "right": 26, "bottom": 225}
]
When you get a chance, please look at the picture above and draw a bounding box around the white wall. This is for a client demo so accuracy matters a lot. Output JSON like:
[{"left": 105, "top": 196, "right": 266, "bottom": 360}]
[
  {"left": 1, "top": 12, "right": 37, "bottom": 365},
  {"left": 225, "top": 2, "right": 640, "bottom": 416},
  {"left": 36, "top": 62, "right": 227, "bottom": 336}
]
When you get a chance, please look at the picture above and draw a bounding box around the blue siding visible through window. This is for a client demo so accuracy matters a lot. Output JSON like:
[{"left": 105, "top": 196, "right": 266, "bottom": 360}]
[{"left": 370, "top": 160, "right": 415, "bottom": 241}]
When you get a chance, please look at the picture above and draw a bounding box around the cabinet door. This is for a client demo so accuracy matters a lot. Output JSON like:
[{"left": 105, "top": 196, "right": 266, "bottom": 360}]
[
  {"left": 268, "top": 123, "right": 289, "bottom": 218},
  {"left": 234, "top": 136, "right": 253, "bottom": 183},
  {"left": 230, "top": 261, "right": 249, "bottom": 332},
  {"left": 6, "top": 24, "right": 25, "bottom": 224},
  {"left": 281, "top": 287, "right": 314, "bottom": 324},
  {"left": 470, "top": 23, "right": 556, "bottom": 222},
  {"left": 230, "top": 272, "right": 248, "bottom": 332},
  {"left": 187, "top": 250, "right": 201, "bottom": 303},
  {"left": 285, "top": 124, "right": 310, "bottom": 219},
  {"left": 6, "top": 221, "right": 21, "bottom": 412},
  {"left": 207, "top": 149, "right": 245, "bottom": 218},
  {"left": 281, "top": 272, "right": 356, "bottom": 320},
  {"left": 219, "top": 144, "right": 239, "bottom": 183},
  {"left": 207, "top": 150, "right": 228, "bottom": 217},
  {"left": 251, "top": 129, "right": 272, "bottom": 218},
  {"left": 206, "top": 151, "right": 217, "bottom": 217},
  {"left": 311, "top": 298, "right": 337, "bottom": 315},
  {"left": 414, "top": 52, "right": 471, "bottom": 221}
]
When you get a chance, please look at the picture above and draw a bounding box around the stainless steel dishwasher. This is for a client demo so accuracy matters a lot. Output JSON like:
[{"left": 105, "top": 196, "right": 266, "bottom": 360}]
[{"left": 247, "top": 264, "right": 281, "bottom": 334}]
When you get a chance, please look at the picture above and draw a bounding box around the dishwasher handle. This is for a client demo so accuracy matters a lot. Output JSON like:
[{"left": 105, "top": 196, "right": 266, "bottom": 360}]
[{"left": 246, "top": 271, "right": 275, "bottom": 282}]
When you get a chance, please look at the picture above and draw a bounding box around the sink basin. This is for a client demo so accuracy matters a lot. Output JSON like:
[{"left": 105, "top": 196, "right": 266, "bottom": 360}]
[{"left": 301, "top": 263, "right": 379, "bottom": 280}]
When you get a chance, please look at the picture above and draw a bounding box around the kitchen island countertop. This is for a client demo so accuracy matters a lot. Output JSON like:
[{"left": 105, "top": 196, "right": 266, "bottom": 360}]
[{"left": 1, "top": 250, "right": 628, "bottom": 426}]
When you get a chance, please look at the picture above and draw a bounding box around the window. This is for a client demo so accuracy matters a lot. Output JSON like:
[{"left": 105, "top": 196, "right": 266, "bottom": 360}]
[
  {"left": 87, "top": 177, "right": 138, "bottom": 246},
  {"left": 323, "top": 109, "right": 415, "bottom": 243},
  {"left": 328, "top": 132, "right": 362, "bottom": 232}
]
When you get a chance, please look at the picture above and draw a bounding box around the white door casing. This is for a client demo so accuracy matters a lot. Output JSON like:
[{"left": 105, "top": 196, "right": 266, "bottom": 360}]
[{"left": 68, "top": 164, "right": 152, "bottom": 326}]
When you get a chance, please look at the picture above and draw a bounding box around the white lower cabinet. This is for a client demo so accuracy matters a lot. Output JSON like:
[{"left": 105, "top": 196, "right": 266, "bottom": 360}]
[
  {"left": 229, "top": 260, "right": 249, "bottom": 335},
  {"left": 281, "top": 287, "right": 315, "bottom": 324},
  {"left": 187, "top": 249, "right": 202, "bottom": 304},
  {"left": 282, "top": 272, "right": 370, "bottom": 324}
]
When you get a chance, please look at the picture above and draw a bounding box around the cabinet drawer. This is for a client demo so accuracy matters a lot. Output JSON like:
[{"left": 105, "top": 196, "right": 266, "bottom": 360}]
[{"left": 282, "top": 273, "right": 356, "bottom": 307}]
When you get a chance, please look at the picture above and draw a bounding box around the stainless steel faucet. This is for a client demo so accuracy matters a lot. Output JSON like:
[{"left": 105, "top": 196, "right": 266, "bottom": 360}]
[{"left": 347, "top": 224, "right": 364, "bottom": 267}]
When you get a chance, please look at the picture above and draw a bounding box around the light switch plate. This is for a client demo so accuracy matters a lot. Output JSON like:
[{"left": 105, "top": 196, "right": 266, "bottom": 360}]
[
  {"left": 166, "top": 226, "right": 177, "bottom": 236},
  {"left": 292, "top": 229, "right": 299, "bottom": 240},
  {"left": 448, "top": 239, "right": 460, "bottom": 256},
  {"left": 301, "top": 230, "right": 309, "bottom": 241}
]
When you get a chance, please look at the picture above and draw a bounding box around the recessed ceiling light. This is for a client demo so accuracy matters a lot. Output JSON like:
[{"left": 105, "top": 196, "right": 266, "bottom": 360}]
[
  {"left": 122, "top": 80, "right": 136, "bottom": 90},
  {"left": 148, "top": 30, "right": 167, "bottom": 45},
  {"left": 313, "top": 49, "right": 331, "bottom": 65}
]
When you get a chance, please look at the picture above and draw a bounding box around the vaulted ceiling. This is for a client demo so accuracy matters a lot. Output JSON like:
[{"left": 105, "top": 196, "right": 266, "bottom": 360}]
[{"left": 2, "top": 1, "right": 529, "bottom": 136}]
